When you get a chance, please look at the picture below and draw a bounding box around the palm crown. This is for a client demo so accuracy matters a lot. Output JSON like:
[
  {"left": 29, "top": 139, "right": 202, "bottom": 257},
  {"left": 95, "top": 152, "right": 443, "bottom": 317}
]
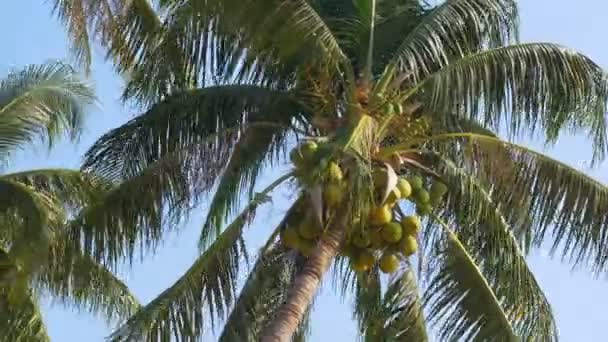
[
  {"left": 0, "top": 62, "right": 139, "bottom": 341},
  {"left": 49, "top": 0, "right": 608, "bottom": 341}
]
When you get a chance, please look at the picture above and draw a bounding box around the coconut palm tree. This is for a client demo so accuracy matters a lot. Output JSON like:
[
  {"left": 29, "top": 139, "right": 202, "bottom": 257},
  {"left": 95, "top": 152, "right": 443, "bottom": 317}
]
[
  {"left": 52, "top": 0, "right": 608, "bottom": 341},
  {"left": 0, "top": 62, "right": 141, "bottom": 341}
]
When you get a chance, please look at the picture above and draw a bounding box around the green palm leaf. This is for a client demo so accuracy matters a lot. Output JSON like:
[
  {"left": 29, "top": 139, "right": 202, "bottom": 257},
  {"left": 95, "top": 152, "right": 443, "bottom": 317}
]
[
  {"left": 0, "top": 291, "right": 50, "bottom": 342},
  {"left": 109, "top": 174, "right": 290, "bottom": 341},
  {"left": 0, "top": 180, "right": 62, "bottom": 274},
  {"left": 200, "top": 124, "right": 290, "bottom": 248},
  {"left": 83, "top": 85, "right": 299, "bottom": 183},
  {"left": 1, "top": 169, "right": 107, "bottom": 209},
  {"left": 353, "top": 266, "right": 428, "bottom": 342},
  {"left": 429, "top": 157, "right": 557, "bottom": 339},
  {"left": 70, "top": 152, "right": 192, "bottom": 267},
  {"left": 218, "top": 245, "right": 296, "bottom": 342},
  {"left": 34, "top": 239, "right": 140, "bottom": 323},
  {"left": 162, "top": 0, "right": 348, "bottom": 84},
  {"left": 0, "top": 62, "right": 95, "bottom": 162},
  {"left": 389, "top": 0, "right": 518, "bottom": 81},
  {"left": 417, "top": 43, "right": 608, "bottom": 161},
  {"left": 424, "top": 217, "right": 517, "bottom": 341},
  {"left": 432, "top": 134, "right": 608, "bottom": 273}
]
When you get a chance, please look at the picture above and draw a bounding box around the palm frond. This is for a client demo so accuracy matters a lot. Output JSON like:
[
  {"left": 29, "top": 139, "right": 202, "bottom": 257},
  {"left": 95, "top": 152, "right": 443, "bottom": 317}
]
[
  {"left": 0, "top": 62, "right": 95, "bottom": 161},
  {"left": 0, "top": 292, "right": 50, "bottom": 342},
  {"left": 1, "top": 169, "right": 108, "bottom": 209},
  {"left": 200, "top": 124, "right": 289, "bottom": 248},
  {"left": 353, "top": 265, "right": 428, "bottom": 342},
  {"left": 0, "top": 180, "right": 62, "bottom": 274},
  {"left": 69, "top": 152, "right": 192, "bottom": 268},
  {"left": 417, "top": 43, "right": 608, "bottom": 161},
  {"left": 83, "top": 85, "right": 299, "bottom": 183},
  {"left": 109, "top": 174, "right": 290, "bottom": 341},
  {"left": 424, "top": 217, "right": 517, "bottom": 341},
  {"left": 34, "top": 239, "right": 140, "bottom": 323},
  {"left": 50, "top": 0, "right": 162, "bottom": 76},
  {"left": 162, "top": 0, "right": 348, "bottom": 86},
  {"left": 431, "top": 134, "right": 608, "bottom": 274},
  {"left": 426, "top": 157, "right": 557, "bottom": 340},
  {"left": 389, "top": 0, "right": 518, "bottom": 82},
  {"left": 218, "top": 245, "right": 296, "bottom": 342}
]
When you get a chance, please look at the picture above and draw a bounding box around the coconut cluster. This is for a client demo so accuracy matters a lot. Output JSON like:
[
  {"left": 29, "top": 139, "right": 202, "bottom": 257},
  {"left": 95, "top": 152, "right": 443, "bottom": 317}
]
[{"left": 281, "top": 141, "right": 448, "bottom": 274}]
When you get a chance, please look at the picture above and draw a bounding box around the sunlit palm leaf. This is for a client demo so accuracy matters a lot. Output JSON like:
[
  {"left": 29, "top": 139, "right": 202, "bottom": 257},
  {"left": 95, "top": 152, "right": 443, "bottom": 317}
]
[
  {"left": 429, "top": 157, "right": 557, "bottom": 339},
  {"left": 83, "top": 85, "right": 299, "bottom": 183},
  {"left": 0, "top": 62, "right": 95, "bottom": 162},
  {"left": 162, "top": 0, "right": 348, "bottom": 86},
  {"left": 417, "top": 43, "right": 608, "bottom": 161},
  {"left": 1, "top": 169, "right": 107, "bottom": 210},
  {"left": 200, "top": 124, "right": 290, "bottom": 248},
  {"left": 0, "top": 180, "right": 63, "bottom": 275},
  {"left": 109, "top": 174, "right": 290, "bottom": 341},
  {"left": 0, "top": 292, "right": 50, "bottom": 342},
  {"left": 390, "top": 0, "right": 518, "bottom": 82},
  {"left": 69, "top": 152, "right": 191, "bottom": 267},
  {"left": 433, "top": 134, "right": 608, "bottom": 274},
  {"left": 424, "top": 217, "right": 517, "bottom": 341},
  {"left": 353, "top": 266, "right": 428, "bottom": 342},
  {"left": 218, "top": 245, "right": 295, "bottom": 342},
  {"left": 34, "top": 239, "right": 140, "bottom": 323}
]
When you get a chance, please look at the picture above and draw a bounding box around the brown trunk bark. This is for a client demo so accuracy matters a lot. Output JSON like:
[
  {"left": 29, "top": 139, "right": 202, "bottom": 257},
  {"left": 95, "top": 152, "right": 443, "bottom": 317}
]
[{"left": 261, "top": 226, "right": 344, "bottom": 342}]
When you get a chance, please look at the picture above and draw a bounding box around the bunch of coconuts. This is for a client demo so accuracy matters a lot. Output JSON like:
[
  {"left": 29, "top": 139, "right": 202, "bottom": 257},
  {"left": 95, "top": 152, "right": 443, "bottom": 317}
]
[{"left": 281, "top": 141, "right": 448, "bottom": 274}]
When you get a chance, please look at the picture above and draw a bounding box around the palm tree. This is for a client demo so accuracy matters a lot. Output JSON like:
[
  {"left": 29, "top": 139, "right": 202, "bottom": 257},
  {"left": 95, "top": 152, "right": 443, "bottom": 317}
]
[
  {"left": 52, "top": 0, "right": 608, "bottom": 341},
  {"left": 0, "top": 62, "right": 140, "bottom": 341}
]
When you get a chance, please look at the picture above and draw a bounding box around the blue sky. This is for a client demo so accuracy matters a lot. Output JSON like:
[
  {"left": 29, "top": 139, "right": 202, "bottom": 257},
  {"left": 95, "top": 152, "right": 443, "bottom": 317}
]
[{"left": 2, "top": 1, "right": 608, "bottom": 341}]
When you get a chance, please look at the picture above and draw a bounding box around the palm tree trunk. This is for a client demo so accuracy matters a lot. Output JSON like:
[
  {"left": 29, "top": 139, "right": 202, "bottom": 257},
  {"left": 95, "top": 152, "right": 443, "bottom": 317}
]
[{"left": 261, "top": 226, "right": 344, "bottom": 342}]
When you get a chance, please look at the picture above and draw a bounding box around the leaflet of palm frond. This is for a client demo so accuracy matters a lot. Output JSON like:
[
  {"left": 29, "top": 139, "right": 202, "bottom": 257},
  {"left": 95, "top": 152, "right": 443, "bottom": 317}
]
[
  {"left": 430, "top": 158, "right": 557, "bottom": 339},
  {"left": 70, "top": 153, "right": 192, "bottom": 268},
  {"left": 219, "top": 197, "right": 302, "bottom": 341},
  {"left": 0, "top": 291, "right": 50, "bottom": 342},
  {"left": 371, "top": 1, "right": 429, "bottom": 74},
  {"left": 141, "top": 0, "right": 348, "bottom": 93},
  {"left": 108, "top": 174, "right": 288, "bottom": 341},
  {"left": 458, "top": 135, "right": 608, "bottom": 273},
  {"left": 1, "top": 169, "right": 109, "bottom": 211},
  {"left": 0, "top": 180, "right": 63, "bottom": 276},
  {"left": 82, "top": 85, "right": 299, "bottom": 183},
  {"left": 199, "top": 116, "right": 292, "bottom": 248},
  {"left": 417, "top": 43, "right": 608, "bottom": 161},
  {"left": 353, "top": 268, "right": 382, "bottom": 338},
  {"left": 0, "top": 62, "right": 95, "bottom": 162},
  {"left": 33, "top": 238, "right": 140, "bottom": 324},
  {"left": 423, "top": 220, "right": 517, "bottom": 341},
  {"left": 389, "top": 0, "right": 518, "bottom": 84},
  {"left": 382, "top": 268, "right": 428, "bottom": 341},
  {"left": 218, "top": 246, "right": 296, "bottom": 342}
]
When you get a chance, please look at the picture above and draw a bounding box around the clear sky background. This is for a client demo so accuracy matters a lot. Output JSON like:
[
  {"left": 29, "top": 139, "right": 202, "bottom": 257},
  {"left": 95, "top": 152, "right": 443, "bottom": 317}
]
[{"left": 1, "top": 1, "right": 607, "bottom": 341}]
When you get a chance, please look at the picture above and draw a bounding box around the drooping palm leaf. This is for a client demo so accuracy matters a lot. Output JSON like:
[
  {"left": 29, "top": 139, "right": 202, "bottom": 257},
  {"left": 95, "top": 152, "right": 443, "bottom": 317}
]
[
  {"left": 0, "top": 62, "right": 95, "bottom": 162},
  {"left": 423, "top": 217, "right": 517, "bottom": 341},
  {"left": 161, "top": 0, "right": 348, "bottom": 85},
  {"left": 218, "top": 245, "right": 295, "bottom": 342},
  {"left": 69, "top": 152, "right": 192, "bottom": 268},
  {"left": 200, "top": 124, "right": 290, "bottom": 248},
  {"left": 427, "top": 157, "right": 557, "bottom": 339},
  {"left": 416, "top": 43, "right": 608, "bottom": 161},
  {"left": 109, "top": 174, "right": 291, "bottom": 341},
  {"left": 0, "top": 180, "right": 62, "bottom": 275},
  {"left": 83, "top": 85, "right": 300, "bottom": 183},
  {"left": 0, "top": 291, "right": 50, "bottom": 342},
  {"left": 1, "top": 169, "right": 107, "bottom": 210},
  {"left": 389, "top": 0, "right": 518, "bottom": 82},
  {"left": 430, "top": 134, "right": 608, "bottom": 273},
  {"left": 34, "top": 239, "right": 140, "bottom": 323}
]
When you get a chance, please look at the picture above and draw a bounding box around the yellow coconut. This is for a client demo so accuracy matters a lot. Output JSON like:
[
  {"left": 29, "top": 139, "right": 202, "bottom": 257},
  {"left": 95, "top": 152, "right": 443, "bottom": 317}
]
[
  {"left": 401, "top": 215, "right": 421, "bottom": 235},
  {"left": 369, "top": 205, "right": 392, "bottom": 226},
  {"left": 381, "top": 222, "right": 403, "bottom": 243},
  {"left": 379, "top": 252, "right": 400, "bottom": 274},
  {"left": 399, "top": 235, "right": 418, "bottom": 257}
]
